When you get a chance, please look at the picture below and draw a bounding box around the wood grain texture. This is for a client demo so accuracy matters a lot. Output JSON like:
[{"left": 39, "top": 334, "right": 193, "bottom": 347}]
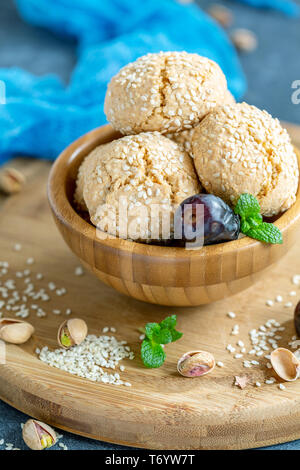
[
  {"left": 48, "top": 125, "right": 300, "bottom": 306},
  {"left": 0, "top": 123, "right": 300, "bottom": 450}
]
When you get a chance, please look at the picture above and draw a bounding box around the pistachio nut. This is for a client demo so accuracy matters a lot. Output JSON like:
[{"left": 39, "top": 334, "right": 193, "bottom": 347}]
[
  {"left": 22, "top": 419, "right": 57, "bottom": 450},
  {"left": 270, "top": 347, "right": 300, "bottom": 382},
  {"left": 0, "top": 318, "right": 34, "bottom": 344},
  {"left": 0, "top": 167, "right": 26, "bottom": 194},
  {"left": 57, "top": 318, "right": 88, "bottom": 349},
  {"left": 177, "top": 350, "right": 215, "bottom": 377},
  {"left": 294, "top": 300, "right": 300, "bottom": 337}
]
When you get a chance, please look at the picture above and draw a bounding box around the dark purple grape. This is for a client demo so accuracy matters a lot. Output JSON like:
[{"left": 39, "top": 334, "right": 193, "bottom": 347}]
[
  {"left": 294, "top": 301, "right": 300, "bottom": 337},
  {"left": 174, "top": 194, "right": 240, "bottom": 246}
]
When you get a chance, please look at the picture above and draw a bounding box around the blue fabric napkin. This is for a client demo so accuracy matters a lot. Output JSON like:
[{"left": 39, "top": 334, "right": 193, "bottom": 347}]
[{"left": 0, "top": 0, "right": 298, "bottom": 162}]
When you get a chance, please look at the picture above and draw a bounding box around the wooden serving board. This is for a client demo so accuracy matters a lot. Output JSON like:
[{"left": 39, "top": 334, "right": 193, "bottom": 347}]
[{"left": 1, "top": 124, "right": 300, "bottom": 450}]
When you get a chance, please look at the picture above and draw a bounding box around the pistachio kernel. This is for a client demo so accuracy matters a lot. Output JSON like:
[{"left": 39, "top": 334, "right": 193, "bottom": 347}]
[
  {"left": 60, "top": 328, "right": 72, "bottom": 348},
  {"left": 40, "top": 434, "right": 53, "bottom": 449},
  {"left": 22, "top": 419, "right": 57, "bottom": 451},
  {"left": 57, "top": 318, "right": 88, "bottom": 349}
]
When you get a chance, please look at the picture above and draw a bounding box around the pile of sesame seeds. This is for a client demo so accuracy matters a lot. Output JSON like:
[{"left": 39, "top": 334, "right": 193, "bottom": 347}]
[
  {"left": 1, "top": 242, "right": 136, "bottom": 388},
  {"left": 39, "top": 330, "right": 134, "bottom": 386}
]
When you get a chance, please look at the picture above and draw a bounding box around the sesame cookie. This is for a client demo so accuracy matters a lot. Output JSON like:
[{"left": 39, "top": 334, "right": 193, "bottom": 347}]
[
  {"left": 167, "top": 128, "right": 196, "bottom": 158},
  {"left": 192, "top": 102, "right": 299, "bottom": 217},
  {"left": 166, "top": 89, "right": 236, "bottom": 157},
  {"left": 104, "top": 52, "right": 228, "bottom": 135},
  {"left": 75, "top": 132, "right": 201, "bottom": 241}
]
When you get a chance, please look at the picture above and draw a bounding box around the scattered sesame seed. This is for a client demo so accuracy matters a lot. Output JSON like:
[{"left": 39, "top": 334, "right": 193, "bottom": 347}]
[
  {"left": 292, "top": 274, "right": 300, "bottom": 285},
  {"left": 227, "top": 311, "right": 236, "bottom": 318},
  {"left": 265, "top": 378, "right": 276, "bottom": 385},
  {"left": 75, "top": 266, "right": 84, "bottom": 276},
  {"left": 226, "top": 344, "right": 235, "bottom": 353}
]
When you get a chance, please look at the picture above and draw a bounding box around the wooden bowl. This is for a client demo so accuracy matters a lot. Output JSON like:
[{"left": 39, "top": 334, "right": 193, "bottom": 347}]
[{"left": 48, "top": 125, "right": 300, "bottom": 307}]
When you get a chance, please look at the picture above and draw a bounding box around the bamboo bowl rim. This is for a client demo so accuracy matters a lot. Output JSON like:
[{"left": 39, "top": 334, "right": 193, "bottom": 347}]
[{"left": 48, "top": 124, "right": 300, "bottom": 260}]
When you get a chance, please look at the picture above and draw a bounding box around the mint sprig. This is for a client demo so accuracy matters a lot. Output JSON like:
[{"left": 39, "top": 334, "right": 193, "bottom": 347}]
[
  {"left": 141, "top": 315, "right": 183, "bottom": 368},
  {"left": 234, "top": 194, "right": 283, "bottom": 244}
]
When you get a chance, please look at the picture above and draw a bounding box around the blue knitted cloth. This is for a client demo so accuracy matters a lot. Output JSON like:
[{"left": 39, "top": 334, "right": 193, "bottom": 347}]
[{"left": 0, "top": 0, "right": 298, "bottom": 162}]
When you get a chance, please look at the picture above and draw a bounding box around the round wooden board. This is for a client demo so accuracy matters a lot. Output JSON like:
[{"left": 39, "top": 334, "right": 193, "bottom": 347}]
[{"left": 1, "top": 149, "right": 300, "bottom": 450}]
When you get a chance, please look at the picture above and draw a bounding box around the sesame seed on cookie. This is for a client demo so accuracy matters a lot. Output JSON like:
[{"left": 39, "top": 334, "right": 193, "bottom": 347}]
[{"left": 104, "top": 51, "right": 228, "bottom": 135}]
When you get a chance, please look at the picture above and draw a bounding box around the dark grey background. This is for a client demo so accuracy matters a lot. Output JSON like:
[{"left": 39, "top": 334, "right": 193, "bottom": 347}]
[{"left": 0, "top": 0, "right": 300, "bottom": 451}]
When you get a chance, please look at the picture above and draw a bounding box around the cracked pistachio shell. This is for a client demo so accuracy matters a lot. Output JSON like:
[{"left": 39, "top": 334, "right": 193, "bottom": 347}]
[
  {"left": 0, "top": 318, "right": 34, "bottom": 344},
  {"left": 177, "top": 350, "right": 215, "bottom": 377},
  {"left": 22, "top": 419, "right": 57, "bottom": 450},
  {"left": 57, "top": 318, "right": 88, "bottom": 349},
  {"left": 270, "top": 347, "right": 300, "bottom": 382}
]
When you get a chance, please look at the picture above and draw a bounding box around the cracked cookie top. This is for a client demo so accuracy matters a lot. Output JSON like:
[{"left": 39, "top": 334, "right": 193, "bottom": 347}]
[
  {"left": 192, "top": 102, "right": 299, "bottom": 217},
  {"left": 104, "top": 52, "right": 228, "bottom": 135},
  {"left": 75, "top": 132, "right": 201, "bottom": 241}
]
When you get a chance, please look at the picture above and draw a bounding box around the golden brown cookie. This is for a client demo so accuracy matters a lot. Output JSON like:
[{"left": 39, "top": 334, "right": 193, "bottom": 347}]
[
  {"left": 192, "top": 102, "right": 299, "bottom": 217},
  {"left": 76, "top": 132, "right": 201, "bottom": 241},
  {"left": 104, "top": 52, "right": 228, "bottom": 135}
]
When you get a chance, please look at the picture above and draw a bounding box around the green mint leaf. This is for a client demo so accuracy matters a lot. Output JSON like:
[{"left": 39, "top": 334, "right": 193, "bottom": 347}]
[
  {"left": 234, "top": 193, "right": 283, "bottom": 245},
  {"left": 241, "top": 219, "right": 251, "bottom": 233},
  {"left": 159, "top": 315, "right": 182, "bottom": 343},
  {"left": 246, "top": 222, "right": 283, "bottom": 244},
  {"left": 169, "top": 329, "right": 183, "bottom": 342},
  {"left": 234, "top": 193, "right": 261, "bottom": 219},
  {"left": 152, "top": 328, "right": 173, "bottom": 345},
  {"left": 242, "top": 214, "right": 263, "bottom": 233},
  {"left": 141, "top": 339, "right": 166, "bottom": 368},
  {"left": 140, "top": 315, "right": 183, "bottom": 368},
  {"left": 159, "top": 314, "right": 177, "bottom": 330},
  {"left": 145, "top": 323, "right": 160, "bottom": 341},
  {"left": 248, "top": 214, "right": 263, "bottom": 227}
]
